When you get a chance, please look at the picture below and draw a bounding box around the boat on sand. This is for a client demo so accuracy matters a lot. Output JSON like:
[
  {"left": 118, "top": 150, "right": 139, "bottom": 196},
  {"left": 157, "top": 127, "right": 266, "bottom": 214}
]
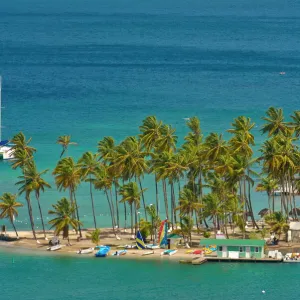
[
  {"left": 160, "top": 249, "right": 177, "bottom": 256},
  {"left": 112, "top": 250, "right": 127, "bottom": 256},
  {"left": 95, "top": 246, "right": 110, "bottom": 257},
  {"left": 283, "top": 253, "right": 300, "bottom": 262},
  {"left": 142, "top": 251, "right": 154, "bottom": 256},
  {"left": 47, "top": 244, "right": 62, "bottom": 251},
  {"left": 77, "top": 247, "right": 94, "bottom": 254}
]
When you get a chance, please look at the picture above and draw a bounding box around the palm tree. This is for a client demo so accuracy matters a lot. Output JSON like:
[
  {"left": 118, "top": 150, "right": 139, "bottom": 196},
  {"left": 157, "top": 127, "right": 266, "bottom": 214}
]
[
  {"left": 256, "top": 177, "right": 278, "bottom": 212},
  {"left": 53, "top": 157, "right": 82, "bottom": 237},
  {"left": 176, "top": 187, "right": 203, "bottom": 220},
  {"left": 289, "top": 111, "right": 300, "bottom": 137},
  {"left": 261, "top": 107, "right": 288, "bottom": 136},
  {"left": 86, "top": 228, "right": 101, "bottom": 246},
  {"left": 16, "top": 162, "right": 51, "bottom": 238},
  {"left": 265, "top": 211, "right": 289, "bottom": 240},
  {"left": 10, "top": 133, "right": 37, "bottom": 240},
  {"left": 48, "top": 197, "right": 81, "bottom": 245},
  {"left": 56, "top": 135, "right": 77, "bottom": 158},
  {"left": 78, "top": 151, "right": 100, "bottom": 229},
  {"left": 119, "top": 182, "right": 146, "bottom": 235},
  {"left": 94, "top": 165, "right": 117, "bottom": 235},
  {"left": 0, "top": 193, "right": 23, "bottom": 237}
]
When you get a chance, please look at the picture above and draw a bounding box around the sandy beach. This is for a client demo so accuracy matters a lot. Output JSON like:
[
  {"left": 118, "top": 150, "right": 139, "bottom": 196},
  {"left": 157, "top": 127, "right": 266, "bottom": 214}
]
[{"left": 1, "top": 228, "right": 300, "bottom": 261}]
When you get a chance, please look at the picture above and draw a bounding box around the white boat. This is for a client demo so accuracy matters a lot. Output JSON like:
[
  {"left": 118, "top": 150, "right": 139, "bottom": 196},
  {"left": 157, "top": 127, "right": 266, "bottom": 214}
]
[
  {"left": 47, "top": 244, "right": 62, "bottom": 251},
  {"left": 142, "top": 251, "right": 154, "bottom": 256},
  {"left": 77, "top": 247, "right": 94, "bottom": 254},
  {"left": 146, "top": 244, "right": 160, "bottom": 249},
  {"left": 160, "top": 249, "right": 177, "bottom": 256},
  {"left": 283, "top": 253, "right": 300, "bottom": 263},
  {"left": 0, "top": 77, "right": 14, "bottom": 160}
]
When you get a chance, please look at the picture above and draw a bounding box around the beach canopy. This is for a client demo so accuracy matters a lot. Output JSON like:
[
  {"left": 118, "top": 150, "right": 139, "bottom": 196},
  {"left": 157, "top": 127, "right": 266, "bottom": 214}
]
[{"left": 258, "top": 208, "right": 271, "bottom": 217}]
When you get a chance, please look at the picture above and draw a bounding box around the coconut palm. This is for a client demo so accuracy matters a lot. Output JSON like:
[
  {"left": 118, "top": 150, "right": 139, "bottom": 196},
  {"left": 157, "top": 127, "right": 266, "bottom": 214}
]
[
  {"left": 176, "top": 187, "right": 203, "bottom": 219},
  {"left": 78, "top": 151, "right": 100, "bottom": 229},
  {"left": 0, "top": 193, "right": 23, "bottom": 237},
  {"left": 289, "top": 111, "right": 300, "bottom": 137},
  {"left": 94, "top": 165, "right": 117, "bottom": 235},
  {"left": 10, "top": 132, "right": 36, "bottom": 157},
  {"left": 261, "top": 107, "right": 288, "bottom": 136},
  {"left": 56, "top": 135, "right": 77, "bottom": 158},
  {"left": 48, "top": 197, "right": 82, "bottom": 245},
  {"left": 256, "top": 177, "right": 278, "bottom": 212},
  {"left": 265, "top": 211, "right": 289, "bottom": 240},
  {"left": 16, "top": 162, "right": 51, "bottom": 238},
  {"left": 86, "top": 228, "right": 101, "bottom": 246},
  {"left": 53, "top": 157, "right": 82, "bottom": 237},
  {"left": 119, "top": 182, "right": 146, "bottom": 235}
]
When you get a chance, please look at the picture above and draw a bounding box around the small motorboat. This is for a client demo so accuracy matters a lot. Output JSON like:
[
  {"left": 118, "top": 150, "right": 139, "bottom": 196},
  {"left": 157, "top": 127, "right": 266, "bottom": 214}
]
[
  {"left": 283, "top": 253, "right": 300, "bottom": 263},
  {"left": 142, "top": 251, "right": 154, "bottom": 256},
  {"left": 160, "top": 249, "right": 177, "bottom": 256},
  {"left": 112, "top": 250, "right": 127, "bottom": 256},
  {"left": 124, "top": 244, "right": 137, "bottom": 249},
  {"left": 47, "top": 244, "right": 62, "bottom": 251},
  {"left": 77, "top": 247, "right": 94, "bottom": 254},
  {"left": 95, "top": 246, "right": 110, "bottom": 257}
]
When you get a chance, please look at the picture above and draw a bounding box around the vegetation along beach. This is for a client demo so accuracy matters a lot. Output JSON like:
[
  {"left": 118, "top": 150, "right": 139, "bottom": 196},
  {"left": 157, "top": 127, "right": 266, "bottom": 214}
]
[{"left": 1, "top": 0, "right": 300, "bottom": 299}]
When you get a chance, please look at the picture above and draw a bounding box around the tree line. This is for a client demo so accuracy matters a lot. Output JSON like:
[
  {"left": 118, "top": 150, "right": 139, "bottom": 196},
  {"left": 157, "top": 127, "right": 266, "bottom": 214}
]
[{"left": 1, "top": 107, "right": 299, "bottom": 241}]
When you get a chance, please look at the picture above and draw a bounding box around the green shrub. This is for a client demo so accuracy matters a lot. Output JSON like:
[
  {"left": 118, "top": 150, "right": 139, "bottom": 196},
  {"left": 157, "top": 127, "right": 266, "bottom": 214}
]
[{"left": 203, "top": 231, "right": 211, "bottom": 238}]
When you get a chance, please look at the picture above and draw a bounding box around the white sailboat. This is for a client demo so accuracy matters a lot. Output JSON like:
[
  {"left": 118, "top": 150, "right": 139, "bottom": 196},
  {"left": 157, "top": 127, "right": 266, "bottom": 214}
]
[{"left": 0, "top": 76, "right": 14, "bottom": 160}]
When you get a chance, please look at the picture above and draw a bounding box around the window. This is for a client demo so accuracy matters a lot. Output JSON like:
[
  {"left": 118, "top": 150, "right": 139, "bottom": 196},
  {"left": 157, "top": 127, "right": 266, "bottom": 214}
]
[
  {"left": 219, "top": 246, "right": 223, "bottom": 252},
  {"left": 239, "top": 247, "right": 243, "bottom": 252},
  {"left": 255, "top": 247, "right": 259, "bottom": 253}
]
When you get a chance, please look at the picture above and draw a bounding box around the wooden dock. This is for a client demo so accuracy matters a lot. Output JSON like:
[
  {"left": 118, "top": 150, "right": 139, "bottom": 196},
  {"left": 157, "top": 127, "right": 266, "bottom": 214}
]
[{"left": 205, "top": 257, "right": 282, "bottom": 263}]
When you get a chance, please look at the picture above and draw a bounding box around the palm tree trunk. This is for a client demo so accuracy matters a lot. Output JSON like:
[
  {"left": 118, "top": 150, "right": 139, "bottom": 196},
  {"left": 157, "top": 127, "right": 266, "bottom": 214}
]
[
  {"left": 89, "top": 177, "right": 97, "bottom": 229},
  {"left": 134, "top": 202, "right": 138, "bottom": 236},
  {"left": 162, "top": 180, "right": 169, "bottom": 220},
  {"left": 138, "top": 178, "right": 147, "bottom": 221},
  {"left": 130, "top": 204, "right": 133, "bottom": 235},
  {"left": 124, "top": 203, "right": 127, "bottom": 230},
  {"left": 109, "top": 188, "right": 116, "bottom": 234},
  {"left": 246, "top": 175, "right": 259, "bottom": 229},
  {"left": 36, "top": 195, "right": 46, "bottom": 238},
  {"left": 155, "top": 174, "right": 159, "bottom": 217},
  {"left": 114, "top": 182, "right": 120, "bottom": 227},
  {"left": 26, "top": 196, "right": 37, "bottom": 240},
  {"left": 105, "top": 189, "right": 116, "bottom": 235},
  {"left": 11, "top": 219, "right": 19, "bottom": 238},
  {"left": 170, "top": 185, "right": 174, "bottom": 229},
  {"left": 72, "top": 191, "right": 82, "bottom": 238},
  {"left": 171, "top": 183, "right": 177, "bottom": 226}
]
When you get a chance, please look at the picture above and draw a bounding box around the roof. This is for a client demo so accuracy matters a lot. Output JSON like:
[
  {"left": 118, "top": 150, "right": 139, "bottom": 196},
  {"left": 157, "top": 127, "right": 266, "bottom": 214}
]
[
  {"left": 167, "top": 234, "right": 182, "bottom": 239},
  {"left": 289, "top": 222, "right": 300, "bottom": 230},
  {"left": 200, "top": 239, "right": 265, "bottom": 247}
]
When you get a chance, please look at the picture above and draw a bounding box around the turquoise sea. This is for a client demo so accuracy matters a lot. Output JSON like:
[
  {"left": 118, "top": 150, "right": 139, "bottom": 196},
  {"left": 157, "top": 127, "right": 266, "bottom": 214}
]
[
  {"left": 1, "top": 247, "right": 300, "bottom": 300},
  {"left": 1, "top": 0, "right": 300, "bottom": 230}
]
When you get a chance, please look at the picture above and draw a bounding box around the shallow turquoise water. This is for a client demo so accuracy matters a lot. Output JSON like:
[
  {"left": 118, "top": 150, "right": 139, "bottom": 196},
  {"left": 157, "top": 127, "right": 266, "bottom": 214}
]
[
  {"left": 1, "top": 0, "right": 300, "bottom": 229},
  {"left": 1, "top": 247, "right": 299, "bottom": 300}
]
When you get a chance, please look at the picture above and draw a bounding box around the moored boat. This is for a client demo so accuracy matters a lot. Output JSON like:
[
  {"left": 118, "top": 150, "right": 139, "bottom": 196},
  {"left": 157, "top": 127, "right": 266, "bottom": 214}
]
[
  {"left": 283, "top": 253, "right": 300, "bottom": 262},
  {"left": 95, "top": 246, "right": 110, "bottom": 257},
  {"left": 77, "top": 247, "right": 94, "bottom": 254}
]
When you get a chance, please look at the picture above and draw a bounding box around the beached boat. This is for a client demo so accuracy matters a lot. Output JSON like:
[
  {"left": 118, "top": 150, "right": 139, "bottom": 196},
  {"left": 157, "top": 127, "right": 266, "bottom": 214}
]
[
  {"left": 112, "top": 250, "right": 127, "bottom": 256},
  {"left": 95, "top": 246, "right": 110, "bottom": 257},
  {"left": 160, "top": 249, "right": 177, "bottom": 256},
  {"left": 47, "top": 244, "right": 62, "bottom": 251},
  {"left": 283, "top": 253, "right": 300, "bottom": 263},
  {"left": 142, "top": 251, "right": 154, "bottom": 256},
  {"left": 146, "top": 244, "right": 160, "bottom": 249},
  {"left": 77, "top": 247, "right": 94, "bottom": 254}
]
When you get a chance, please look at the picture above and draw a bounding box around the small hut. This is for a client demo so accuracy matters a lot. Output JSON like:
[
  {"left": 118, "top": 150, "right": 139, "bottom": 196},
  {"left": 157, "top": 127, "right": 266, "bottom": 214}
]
[
  {"left": 167, "top": 234, "right": 182, "bottom": 249},
  {"left": 288, "top": 222, "right": 300, "bottom": 243}
]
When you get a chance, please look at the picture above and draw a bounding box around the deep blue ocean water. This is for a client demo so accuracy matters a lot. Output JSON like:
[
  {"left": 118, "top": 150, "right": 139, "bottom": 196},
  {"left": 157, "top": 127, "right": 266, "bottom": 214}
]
[
  {"left": 1, "top": 247, "right": 300, "bottom": 300},
  {"left": 1, "top": 0, "right": 300, "bottom": 229}
]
